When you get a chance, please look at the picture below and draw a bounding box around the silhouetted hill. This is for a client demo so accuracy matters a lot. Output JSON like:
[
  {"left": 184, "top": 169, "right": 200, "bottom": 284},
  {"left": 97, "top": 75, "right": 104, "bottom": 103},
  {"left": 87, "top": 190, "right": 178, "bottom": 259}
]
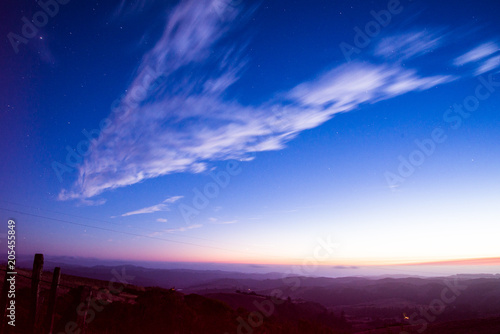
[
  {"left": 3, "top": 262, "right": 499, "bottom": 333},
  {"left": 10, "top": 257, "right": 285, "bottom": 289},
  {"left": 0, "top": 265, "right": 350, "bottom": 333},
  {"left": 87, "top": 288, "right": 351, "bottom": 334}
]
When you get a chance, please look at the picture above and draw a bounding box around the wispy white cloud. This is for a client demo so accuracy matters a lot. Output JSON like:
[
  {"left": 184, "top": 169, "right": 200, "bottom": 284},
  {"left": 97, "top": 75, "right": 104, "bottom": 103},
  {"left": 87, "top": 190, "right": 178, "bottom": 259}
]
[
  {"left": 211, "top": 219, "right": 238, "bottom": 225},
  {"left": 289, "top": 63, "right": 455, "bottom": 109},
  {"left": 475, "top": 55, "right": 500, "bottom": 75},
  {"left": 148, "top": 223, "right": 202, "bottom": 236},
  {"left": 375, "top": 30, "right": 443, "bottom": 60},
  {"left": 453, "top": 41, "right": 500, "bottom": 66},
  {"left": 59, "top": 2, "right": 465, "bottom": 202},
  {"left": 164, "top": 224, "right": 203, "bottom": 233},
  {"left": 382, "top": 70, "right": 456, "bottom": 97},
  {"left": 156, "top": 218, "right": 168, "bottom": 223},
  {"left": 163, "top": 195, "right": 183, "bottom": 203},
  {"left": 77, "top": 198, "right": 107, "bottom": 207},
  {"left": 121, "top": 196, "right": 183, "bottom": 217},
  {"left": 112, "top": 0, "right": 152, "bottom": 20}
]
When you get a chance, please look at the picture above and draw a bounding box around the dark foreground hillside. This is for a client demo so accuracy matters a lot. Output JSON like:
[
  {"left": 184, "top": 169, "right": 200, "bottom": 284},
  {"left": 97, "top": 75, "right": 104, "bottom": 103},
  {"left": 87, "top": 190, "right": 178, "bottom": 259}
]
[
  {"left": 0, "top": 265, "right": 350, "bottom": 334},
  {"left": 1, "top": 265, "right": 499, "bottom": 333},
  {"left": 82, "top": 287, "right": 351, "bottom": 334}
]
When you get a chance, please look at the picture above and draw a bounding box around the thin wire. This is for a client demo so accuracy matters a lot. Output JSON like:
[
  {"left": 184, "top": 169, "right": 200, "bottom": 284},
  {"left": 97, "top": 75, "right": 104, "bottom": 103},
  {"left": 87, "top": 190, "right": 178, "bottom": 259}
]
[
  {"left": 0, "top": 207, "right": 302, "bottom": 261},
  {"left": 0, "top": 267, "right": 124, "bottom": 290},
  {"left": 0, "top": 200, "right": 258, "bottom": 249},
  {"left": 0, "top": 207, "right": 464, "bottom": 276},
  {"left": 0, "top": 268, "right": 76, "bottom": 289}
]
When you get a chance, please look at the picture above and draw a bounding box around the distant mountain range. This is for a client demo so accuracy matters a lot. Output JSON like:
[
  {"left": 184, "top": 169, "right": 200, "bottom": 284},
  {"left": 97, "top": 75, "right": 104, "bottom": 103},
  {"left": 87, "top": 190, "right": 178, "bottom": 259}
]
[{"left": 2, "top": 257, "right": 499, "bottom": 333}]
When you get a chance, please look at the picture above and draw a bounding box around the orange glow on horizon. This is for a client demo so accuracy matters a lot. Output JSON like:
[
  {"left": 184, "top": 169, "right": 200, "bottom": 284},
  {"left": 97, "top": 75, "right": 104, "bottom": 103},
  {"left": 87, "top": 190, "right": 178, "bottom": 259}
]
[
  {"left": 402, "top": 257, "right": 500, "bottom": 266},
  {"left": 105, "top": 255, "right": 500, "bottom": 268}
]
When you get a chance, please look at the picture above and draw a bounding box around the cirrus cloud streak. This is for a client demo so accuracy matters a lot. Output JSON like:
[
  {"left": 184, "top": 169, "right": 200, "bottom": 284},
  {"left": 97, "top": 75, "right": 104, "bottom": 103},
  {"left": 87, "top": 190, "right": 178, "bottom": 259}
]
[{"left": 59, "top": 1, "right": 469, "bottom": 202}]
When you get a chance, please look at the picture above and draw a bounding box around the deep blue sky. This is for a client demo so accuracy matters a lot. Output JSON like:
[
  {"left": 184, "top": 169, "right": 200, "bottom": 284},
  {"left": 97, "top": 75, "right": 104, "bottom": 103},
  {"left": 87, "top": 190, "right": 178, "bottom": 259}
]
[{"left": 1, "top": 0, "right": 500, "bottom": 274}]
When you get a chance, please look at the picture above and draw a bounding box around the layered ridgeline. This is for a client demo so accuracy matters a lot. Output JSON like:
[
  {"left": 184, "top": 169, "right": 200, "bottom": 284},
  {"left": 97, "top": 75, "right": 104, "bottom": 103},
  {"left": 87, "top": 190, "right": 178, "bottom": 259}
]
[{"left": 1, "top": 262, "right": 499, "bottom": 333}]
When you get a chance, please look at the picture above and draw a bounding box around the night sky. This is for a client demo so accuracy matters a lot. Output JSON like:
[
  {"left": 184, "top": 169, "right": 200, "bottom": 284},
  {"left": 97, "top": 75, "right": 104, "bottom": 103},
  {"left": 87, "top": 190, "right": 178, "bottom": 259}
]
[{"left": 1, "top": 0, "right": 500, "bottom": 275}]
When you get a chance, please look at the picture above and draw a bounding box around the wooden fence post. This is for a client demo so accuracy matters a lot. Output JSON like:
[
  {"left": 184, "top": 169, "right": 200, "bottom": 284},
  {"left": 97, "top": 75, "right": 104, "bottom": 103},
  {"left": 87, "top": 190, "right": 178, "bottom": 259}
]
[
  {"left": 29, "top": 253, "right": 44, "bottom": 334},
  {"left": 44, "top": 267, "right": 61, "bottom": 334},
  {"left": 76, "top": 286, "right": 92, "bottom": 334}
]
